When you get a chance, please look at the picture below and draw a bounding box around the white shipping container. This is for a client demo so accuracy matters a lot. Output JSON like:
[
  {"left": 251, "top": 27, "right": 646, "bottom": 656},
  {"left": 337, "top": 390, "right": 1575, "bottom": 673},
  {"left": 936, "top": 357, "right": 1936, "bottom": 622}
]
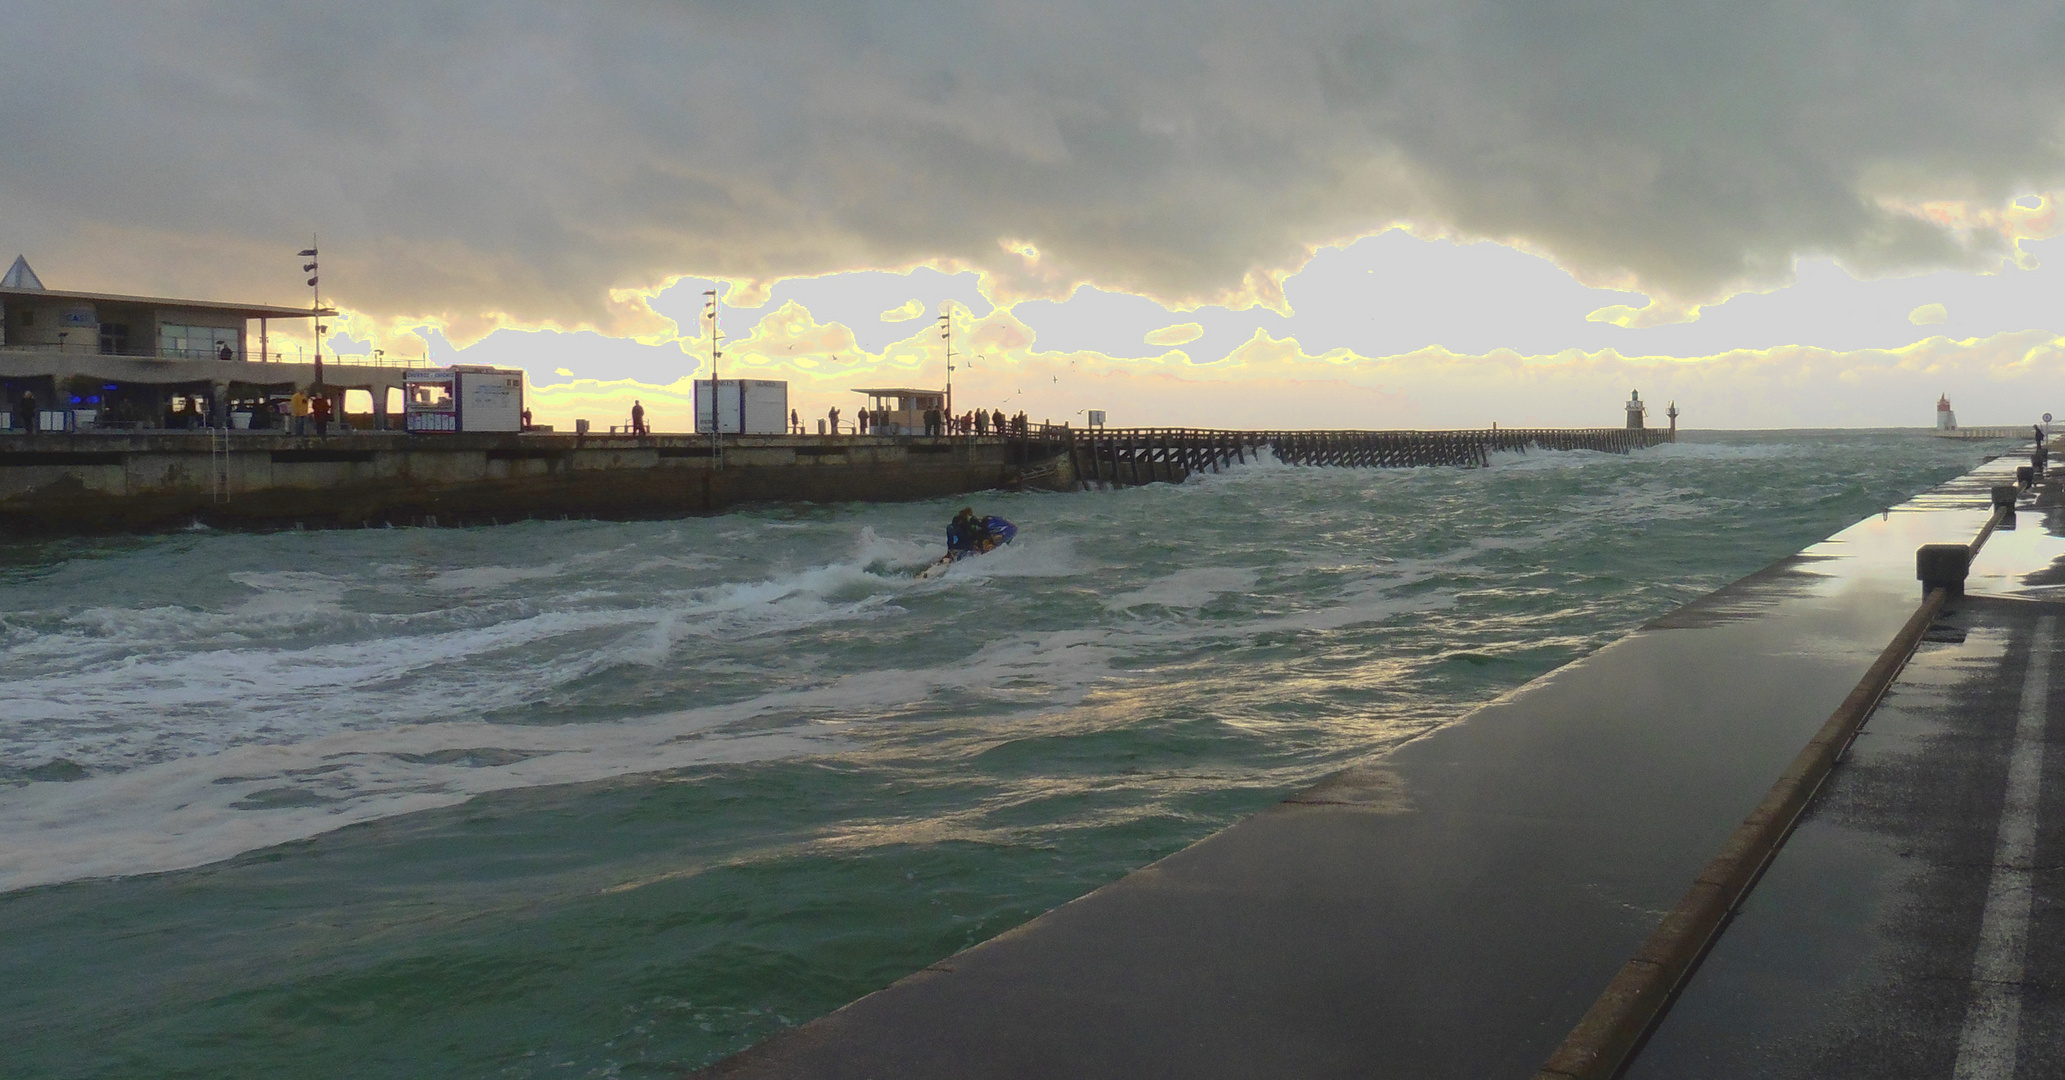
[
  {"left": 695, "top": 379, "right": 788, "bottom": 434},
  {"left": 405, "top": 366, "right": 524, "bottom": 433},
  {"left": 457, "top": 368, "right": 524, "bottom": 432}
]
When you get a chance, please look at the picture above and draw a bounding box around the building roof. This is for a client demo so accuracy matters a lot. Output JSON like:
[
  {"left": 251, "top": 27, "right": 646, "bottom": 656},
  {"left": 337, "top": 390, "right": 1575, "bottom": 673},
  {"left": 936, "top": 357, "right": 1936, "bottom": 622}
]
[
  {"left": 0, "top": 261, "right": 332, "bottom": 319},
  {"left": 3, "top": 255, "right": 44, "bottom": 290},
  {"left": 850, "top": 387, "right": 945, "bottom": 397}
]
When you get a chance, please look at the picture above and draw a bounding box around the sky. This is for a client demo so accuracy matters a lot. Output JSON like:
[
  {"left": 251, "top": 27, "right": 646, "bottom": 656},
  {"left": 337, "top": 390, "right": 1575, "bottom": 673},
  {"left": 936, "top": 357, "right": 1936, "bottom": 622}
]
[{"left": 3, "top": 2, "right": 2064, "bottom": 429}]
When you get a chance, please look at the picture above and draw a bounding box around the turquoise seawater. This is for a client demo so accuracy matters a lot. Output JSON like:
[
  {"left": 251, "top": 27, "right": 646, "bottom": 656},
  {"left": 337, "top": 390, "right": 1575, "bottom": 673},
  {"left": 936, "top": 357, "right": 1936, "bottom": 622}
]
[{"left": 0, "top": 431, "right": 2006, "bottom": 1078}]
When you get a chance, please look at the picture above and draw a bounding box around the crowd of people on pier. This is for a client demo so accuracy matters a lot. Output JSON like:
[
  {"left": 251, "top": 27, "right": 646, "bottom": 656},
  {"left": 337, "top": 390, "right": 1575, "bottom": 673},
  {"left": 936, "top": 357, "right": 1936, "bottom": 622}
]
[
  {"left": 10, "top": 385, "right": 1047, "bottom": 440},
  {"left": 833, "top": 406, "right": 1034, "bottom": 437}
]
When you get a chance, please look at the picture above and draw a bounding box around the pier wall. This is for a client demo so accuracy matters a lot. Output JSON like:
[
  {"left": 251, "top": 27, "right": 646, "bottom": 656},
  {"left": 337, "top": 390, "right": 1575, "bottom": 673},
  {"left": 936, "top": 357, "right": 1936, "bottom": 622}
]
[
  {"left": 0, "top": 425, "right": 1672, "bottom": 537},
  {"left": 0, "top": 431, "right": 1068, "bottom": 536}
]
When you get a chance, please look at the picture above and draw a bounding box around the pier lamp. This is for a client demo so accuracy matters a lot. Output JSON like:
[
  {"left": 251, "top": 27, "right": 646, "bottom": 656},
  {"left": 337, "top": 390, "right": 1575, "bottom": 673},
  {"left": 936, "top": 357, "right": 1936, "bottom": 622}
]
[
  {"left": 300, "top": 239, "right": 322, "bottom": 387},
  {"left": 704, "top": 289, "right": 722, "bottom": 466},
  {"left": 939, "top": 311, "right": 954, "bottom": 423}
]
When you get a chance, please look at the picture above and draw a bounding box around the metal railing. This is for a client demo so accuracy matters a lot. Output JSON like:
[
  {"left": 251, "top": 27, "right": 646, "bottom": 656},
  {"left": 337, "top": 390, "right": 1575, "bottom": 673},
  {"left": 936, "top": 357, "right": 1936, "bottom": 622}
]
[{"left": 0, "top": 342, "right": 434, "bottom": 367}]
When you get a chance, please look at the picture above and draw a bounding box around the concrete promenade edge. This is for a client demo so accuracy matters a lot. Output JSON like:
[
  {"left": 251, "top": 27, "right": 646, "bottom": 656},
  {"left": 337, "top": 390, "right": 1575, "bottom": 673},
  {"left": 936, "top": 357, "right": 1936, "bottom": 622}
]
[{"left": 1628, "top": 457, "right": 2065, "bottom": 1079}]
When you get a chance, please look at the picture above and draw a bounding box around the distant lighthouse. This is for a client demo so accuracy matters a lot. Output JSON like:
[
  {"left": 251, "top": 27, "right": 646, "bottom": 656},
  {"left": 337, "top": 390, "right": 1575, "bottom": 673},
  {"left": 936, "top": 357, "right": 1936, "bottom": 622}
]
[
  {"left": 1937, "top": 394, "right": 1957, "bottom": 431},
  {"left": 1625, "top": 390, "right": 1646, "bottom": 430}
]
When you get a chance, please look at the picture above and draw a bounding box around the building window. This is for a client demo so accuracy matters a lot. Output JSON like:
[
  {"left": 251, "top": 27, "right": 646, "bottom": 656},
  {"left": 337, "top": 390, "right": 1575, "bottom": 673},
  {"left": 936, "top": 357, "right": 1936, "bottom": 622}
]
[
  {"left": 159, "top": 323, "right": 239, "bottom": 360},
  {"left": 100, "top": 323, "right": 131, "bottom": 355}
]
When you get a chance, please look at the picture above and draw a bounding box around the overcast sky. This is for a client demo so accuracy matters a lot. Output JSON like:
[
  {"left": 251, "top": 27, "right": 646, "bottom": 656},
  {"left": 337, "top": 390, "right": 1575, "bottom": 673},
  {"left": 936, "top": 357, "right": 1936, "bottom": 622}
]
[{"left": 4, "top": 2, "right": 2063, "bottom": 427}]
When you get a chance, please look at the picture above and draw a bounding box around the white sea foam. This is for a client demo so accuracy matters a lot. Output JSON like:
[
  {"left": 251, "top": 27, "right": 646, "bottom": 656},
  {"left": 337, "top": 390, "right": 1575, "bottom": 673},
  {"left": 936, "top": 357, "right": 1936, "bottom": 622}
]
[
  {"left": 1107, "top": 567, "right": 1261, "bottom": 612},
  {"left": 0, "top": 711, "right": 847, "bottom": 893},
  {"left": 0, "top": 610, "right": 1149, "bottom": 890},
  {"left": 0, "top": 514, "right": 1462, "bottom": 891}
]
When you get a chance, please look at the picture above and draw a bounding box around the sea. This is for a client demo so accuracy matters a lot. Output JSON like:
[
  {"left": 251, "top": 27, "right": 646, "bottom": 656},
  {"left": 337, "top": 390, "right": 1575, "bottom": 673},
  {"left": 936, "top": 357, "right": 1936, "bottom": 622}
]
[{"left": 0, "top": 430, "right": 2005, "bottom": 1079}]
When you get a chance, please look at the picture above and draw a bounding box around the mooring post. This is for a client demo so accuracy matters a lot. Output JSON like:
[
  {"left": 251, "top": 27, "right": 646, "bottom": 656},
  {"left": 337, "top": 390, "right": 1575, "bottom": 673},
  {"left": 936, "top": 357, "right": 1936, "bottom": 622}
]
[{"left": 1917, "top": 543, "right": 1971, "bottom": 598}]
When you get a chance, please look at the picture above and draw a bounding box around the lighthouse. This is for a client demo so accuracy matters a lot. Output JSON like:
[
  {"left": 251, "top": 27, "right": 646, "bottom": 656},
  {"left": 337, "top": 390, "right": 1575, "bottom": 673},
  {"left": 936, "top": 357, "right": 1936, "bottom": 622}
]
[
  {"left": 1625, "top": 390, "right": 1647, "bottom": 430},
  {"left": 1937, "top": 394, "right": 1957, "bottom": 431}
]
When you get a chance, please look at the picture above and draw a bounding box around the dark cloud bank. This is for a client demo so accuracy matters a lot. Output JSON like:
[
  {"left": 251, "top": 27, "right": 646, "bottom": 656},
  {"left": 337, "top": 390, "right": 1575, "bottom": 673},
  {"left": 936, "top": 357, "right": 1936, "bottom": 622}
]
[{"left": 3, "top": 1, "right": 2060, "bottom": 333}]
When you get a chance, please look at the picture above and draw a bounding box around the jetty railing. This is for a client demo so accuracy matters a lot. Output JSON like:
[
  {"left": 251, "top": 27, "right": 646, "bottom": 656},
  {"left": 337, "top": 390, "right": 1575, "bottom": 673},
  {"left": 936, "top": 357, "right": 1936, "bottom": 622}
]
[{"left": 1055, "top": 426, "right": 1673, "bottom": 488}]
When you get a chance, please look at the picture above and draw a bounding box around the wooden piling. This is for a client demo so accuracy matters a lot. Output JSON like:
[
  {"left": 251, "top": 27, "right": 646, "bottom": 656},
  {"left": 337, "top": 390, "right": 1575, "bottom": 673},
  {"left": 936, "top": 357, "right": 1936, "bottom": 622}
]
[{"left": 1049, "top": 426, "right": 1669, "bottom": 490}]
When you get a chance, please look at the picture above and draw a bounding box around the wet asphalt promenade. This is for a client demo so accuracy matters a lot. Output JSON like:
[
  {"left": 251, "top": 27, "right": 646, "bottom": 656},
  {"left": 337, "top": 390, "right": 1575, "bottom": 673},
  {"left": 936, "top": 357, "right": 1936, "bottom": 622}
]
[
  {"left": 697, "top": 451, "right": 2053, "bottom": 1080},
  {"left": 1627, "top": 465, "right": 2065, "bottom": 1079}
]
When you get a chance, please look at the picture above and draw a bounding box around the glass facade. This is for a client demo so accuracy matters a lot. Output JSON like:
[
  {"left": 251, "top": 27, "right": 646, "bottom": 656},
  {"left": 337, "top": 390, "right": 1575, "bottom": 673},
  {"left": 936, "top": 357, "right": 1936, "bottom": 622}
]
[{"left": 158, "top": 323, "right": 240, "bottom": 360}]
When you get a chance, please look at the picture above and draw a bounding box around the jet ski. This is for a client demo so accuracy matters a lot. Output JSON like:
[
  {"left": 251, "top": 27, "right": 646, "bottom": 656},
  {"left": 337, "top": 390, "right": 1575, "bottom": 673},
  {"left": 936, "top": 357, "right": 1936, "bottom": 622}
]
[{"left": 916, "top": 514, "right": 1017, "bottom": 579}]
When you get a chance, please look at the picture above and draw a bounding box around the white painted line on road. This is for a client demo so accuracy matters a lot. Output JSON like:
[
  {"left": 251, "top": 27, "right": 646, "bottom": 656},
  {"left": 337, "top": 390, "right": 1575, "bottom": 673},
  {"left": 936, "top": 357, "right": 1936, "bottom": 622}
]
[{"left": 1952, "top": 614, "right": 2054, "bottom": 1080}]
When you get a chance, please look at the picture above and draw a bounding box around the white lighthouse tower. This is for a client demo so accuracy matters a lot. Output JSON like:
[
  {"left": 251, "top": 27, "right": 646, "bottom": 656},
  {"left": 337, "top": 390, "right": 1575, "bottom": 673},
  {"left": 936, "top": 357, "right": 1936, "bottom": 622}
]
[
  {"left": 1937, "top": 394, "right": 1957, "bottom": 431},
  {"left": 1625, "top": 390, "right": 1647, "bottom": 430}
]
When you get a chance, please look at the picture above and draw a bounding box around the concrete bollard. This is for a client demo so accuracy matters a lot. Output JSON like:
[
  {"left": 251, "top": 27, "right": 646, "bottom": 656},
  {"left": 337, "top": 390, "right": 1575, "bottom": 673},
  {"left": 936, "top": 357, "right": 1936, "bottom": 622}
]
[
  {"left": 1993, "top": 484, "right": 2020, "bottom": 530},
  {"left": 2018, "top": 465, "right": 2034, "bottom": 486},
  {"left": 1917, "top": 543, "right": 1971, "bottom": 597}
]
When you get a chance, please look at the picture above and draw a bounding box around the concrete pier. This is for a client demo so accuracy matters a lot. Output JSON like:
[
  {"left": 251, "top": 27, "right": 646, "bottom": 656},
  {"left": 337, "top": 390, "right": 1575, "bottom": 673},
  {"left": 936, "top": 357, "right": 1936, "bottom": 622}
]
[
  {"left": 690, "top": 449, "right": 2048, "bottom": 1079},
  {"left": 0, "top": 426, "right": 1670, "bottom": 537},
  {"left": 0, "top": 430, "right": 1071, "bottom": 536}
]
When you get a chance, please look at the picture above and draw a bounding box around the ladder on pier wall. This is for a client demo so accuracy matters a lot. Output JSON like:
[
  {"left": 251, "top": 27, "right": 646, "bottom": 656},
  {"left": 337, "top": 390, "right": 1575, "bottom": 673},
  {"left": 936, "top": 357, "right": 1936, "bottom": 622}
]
[
  {"left": 210, "top": 424, "right": 229, "bottom": 503},
  {"left": 1065, "top": 427, "right": 1673, "bottom": 489}
]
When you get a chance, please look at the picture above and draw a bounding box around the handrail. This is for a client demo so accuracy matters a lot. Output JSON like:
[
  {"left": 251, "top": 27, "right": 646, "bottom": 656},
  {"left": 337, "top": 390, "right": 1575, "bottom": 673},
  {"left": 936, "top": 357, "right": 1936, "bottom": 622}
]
[{"left": 0, "top": 342, "right": 433, "bottom": 367}]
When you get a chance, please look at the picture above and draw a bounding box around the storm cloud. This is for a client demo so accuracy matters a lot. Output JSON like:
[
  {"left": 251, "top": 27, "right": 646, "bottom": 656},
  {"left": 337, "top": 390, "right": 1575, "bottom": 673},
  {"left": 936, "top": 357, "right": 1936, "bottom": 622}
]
[{"left": 3, "top": 1, "right": 2061, "bottom": 337}]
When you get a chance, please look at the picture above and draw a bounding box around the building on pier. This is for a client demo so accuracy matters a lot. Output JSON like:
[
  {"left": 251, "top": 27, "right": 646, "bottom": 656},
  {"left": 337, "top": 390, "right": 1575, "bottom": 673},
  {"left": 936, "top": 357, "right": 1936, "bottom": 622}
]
[
  {"left": 852, "top": 387, "right": 946, "bottom": 434},
  {"left": 0, "top": 255, "right": 415, "bottom": 432}
]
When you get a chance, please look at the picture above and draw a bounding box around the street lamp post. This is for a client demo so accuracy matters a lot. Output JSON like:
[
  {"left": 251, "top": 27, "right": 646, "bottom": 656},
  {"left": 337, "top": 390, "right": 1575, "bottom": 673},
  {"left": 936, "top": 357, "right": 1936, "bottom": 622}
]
[
  {"left": 939, "top": 309, "right": 953, "bottom": 430},
  {"left": 704, "top": 289, "right": 723, "bottom": 468},
  {"left": 299, "top": 238, "right": 321, "bottom": 390}
]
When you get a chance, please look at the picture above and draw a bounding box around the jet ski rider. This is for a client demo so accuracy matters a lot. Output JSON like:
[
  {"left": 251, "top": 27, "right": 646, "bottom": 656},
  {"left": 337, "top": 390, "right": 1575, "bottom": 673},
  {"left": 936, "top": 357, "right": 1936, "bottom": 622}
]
[{"left": 947, "top": 507, "right": 993, "bottom": 555}]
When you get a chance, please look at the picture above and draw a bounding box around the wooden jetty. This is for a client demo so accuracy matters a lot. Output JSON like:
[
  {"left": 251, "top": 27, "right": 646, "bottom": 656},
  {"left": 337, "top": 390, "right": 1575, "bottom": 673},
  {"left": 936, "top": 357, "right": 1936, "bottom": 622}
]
[{"left": 1062, "top": 426, "right": 1673, "bottom": 488}]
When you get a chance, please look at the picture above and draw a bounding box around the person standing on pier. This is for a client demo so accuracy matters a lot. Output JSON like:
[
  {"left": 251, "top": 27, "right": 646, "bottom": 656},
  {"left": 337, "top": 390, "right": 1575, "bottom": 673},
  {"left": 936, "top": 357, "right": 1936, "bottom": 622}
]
[
  {"left": 858, "top": 409, "right": 869, "bottom": 436},
  {"left": 975, "top": 410, "right": 988, "bottom": 436},
  {"left": 311, "top": 391, "right": 333, "bottom": 436},
  {"left": 17, "top": 389, "right": 35, "bottom": 436},
  {"left": 290, "top": 388, "right": 310, "bottom": 435},
  {"left": 828, "top": 406, "right": 840, "bottom": 434},
  {"left": 993, "top": 409, "right": 1006, "bottom": 435},
  {"left": 631, "top": 400, "right": 647, "bottom": 436},
  {"left": 791, "top": 408, "right": 800, "bottom": 434}
]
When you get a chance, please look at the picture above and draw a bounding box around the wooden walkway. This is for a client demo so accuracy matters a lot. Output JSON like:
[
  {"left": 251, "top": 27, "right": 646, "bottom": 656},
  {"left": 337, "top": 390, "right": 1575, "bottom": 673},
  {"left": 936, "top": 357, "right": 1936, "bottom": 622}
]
[{"left": 1057, "top": 427, "right": 1673, "bottom": 488}]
